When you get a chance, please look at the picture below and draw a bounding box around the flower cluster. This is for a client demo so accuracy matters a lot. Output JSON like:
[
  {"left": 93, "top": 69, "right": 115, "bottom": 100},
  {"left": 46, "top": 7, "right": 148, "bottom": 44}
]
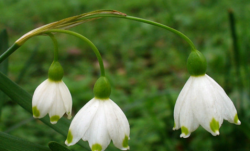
[
  {"left": 32, "top": 66, "right": 130, "bottom": 151},
  {"left": 31, "top": 41, "right": 240, "bottom": 150}
]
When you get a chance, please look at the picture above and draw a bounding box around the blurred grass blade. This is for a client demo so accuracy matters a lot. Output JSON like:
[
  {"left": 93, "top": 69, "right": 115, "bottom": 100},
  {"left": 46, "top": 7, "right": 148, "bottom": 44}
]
[
  {"left": 0, "top": 72, "right": 90, "bottom": 150},
  {"left": 15, "top": 44, "right": 39, "bottom": 84},
  {"left": 0, "top": 29, "right": 9, "bottom": 120},
  {"left": 0, "top": 132, "right": 50, "bottom": 151},
  {"left": 48, "top": 142, "right": 71, "bottom": 151}
]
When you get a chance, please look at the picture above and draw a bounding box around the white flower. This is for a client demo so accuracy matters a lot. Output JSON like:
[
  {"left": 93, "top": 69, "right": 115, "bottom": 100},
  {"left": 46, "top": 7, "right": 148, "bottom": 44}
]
[
  {"left": 32, "top": 79, "right": 72, "bottom": 124},
  {"left": 173, "top": 74, "right": 241, "bottom": 138},
  {"left": 65, "top": 98, "right": 130, "bottom": 151}
]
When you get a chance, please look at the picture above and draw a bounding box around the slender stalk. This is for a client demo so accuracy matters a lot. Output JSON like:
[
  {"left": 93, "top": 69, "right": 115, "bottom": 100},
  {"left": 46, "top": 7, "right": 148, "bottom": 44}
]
[
  {"left": 124, "top": 16, "right": 196, "bottom": 51},
  {"left": 47, "top": 33, "right": 59, "bottom": 62},
  {"left": 0, "top": 12, "right": 197, "bottom": 63},
  {"left": 44, "top": 29, "right": 105, "bottom": 77},
  {"left": 82, "top": 14, "right": 196, "bottom": 51}
]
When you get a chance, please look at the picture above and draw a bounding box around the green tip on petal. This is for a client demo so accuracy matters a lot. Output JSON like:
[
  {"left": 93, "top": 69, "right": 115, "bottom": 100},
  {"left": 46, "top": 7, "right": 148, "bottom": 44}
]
[
  {"left": 50, "top": 115, "right": 60, "bottom": 124},
  {"left": 66, "top": 130, "right": 73, "bottom": 144},
  {"left": 173, "top": 122, "right": 176, "bottom": 130},
  {"left": 32, "top": 106, "right": 40, "bottom": 117},
  {"left": 92, "top": 143, "right": 102, "bottom": 151},
  {"left": 210, "top": 118, "right": 220, "bottom": 134},
  {"left": 234, "top": 114, "right": 241, "bottom": 125},
  {"left": 181, "top": 126, "right": 189, "bottom": 135},
  {"left": 122, "top": 135, "right": 129, "bottom": 148}
]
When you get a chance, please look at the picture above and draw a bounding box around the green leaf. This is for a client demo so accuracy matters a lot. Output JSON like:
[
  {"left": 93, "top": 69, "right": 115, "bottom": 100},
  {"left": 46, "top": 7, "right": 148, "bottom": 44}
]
[
  {"left": 0, "top": 29, "right": 9, "bottom": 74},
  {"left": 0, "top": 72, "right": 90, "bottom": 150},
  {"left": 0, "top": 29, "right": 9, "bottom": 120},
  {"left": 48, "top": 141, "right": 71, "bottom": 151},
  {"left": 0, "top": 131, "right": 50, "bottom": 151}
]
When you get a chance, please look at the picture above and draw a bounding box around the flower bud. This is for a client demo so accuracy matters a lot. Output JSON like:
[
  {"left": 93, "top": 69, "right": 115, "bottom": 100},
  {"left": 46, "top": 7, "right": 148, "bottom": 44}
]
[
  {"left": 48, "top": 61, "right": 64, "bottom": 81},
  {"left": 187, "top": 50, "right": 207, "bottom": 76},
  {"left": 93, "top": 76, "right": 111, "bottom": 99}
]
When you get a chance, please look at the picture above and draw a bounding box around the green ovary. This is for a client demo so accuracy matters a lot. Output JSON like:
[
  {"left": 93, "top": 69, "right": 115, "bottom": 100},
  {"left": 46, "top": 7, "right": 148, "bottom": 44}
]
[
  {"left": 210, "top": 118, "right": 219, "bottom": 133},
  {"left": 181, "top": 126, "right": 189, "bottom": 135},
  {"left": 122, "top": 135, "right": 129, "bottom": 148},
  {"left": 92, "top": 143, "right": 102, "bottom": 151},
  {"left": 32, "top": 106, "right": 40, "bottom": 117},
  {"left": 66, "top": 130, "right": 73, "bottom": 144}
]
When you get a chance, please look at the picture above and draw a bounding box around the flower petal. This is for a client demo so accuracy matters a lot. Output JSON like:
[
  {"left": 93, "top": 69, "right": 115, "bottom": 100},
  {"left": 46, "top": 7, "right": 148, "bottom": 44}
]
[
  {"left": 192, "top": 75, "right": 223, "bottom": 136},
  {"left": 83, "top": 100, "right": 111, "bottom": 151},
  {"left": 32, "top": 80, "right": 56, "bottom": 118},
  {"left": 174, "top": 76, "right": 194, "bottom": 130},
  {"left": 179, "top": 86, "right": 199, "bottom": 138},
  {"left": 58, "top": 81, "right": 72, "bottom": 118},
  {"left": 32, "top": 79, "right": 51, "bottom": 107},
  {"left": 104, "top": 99, "right": 130, "bottom": 150},
  {"left": 65, "top": 98, "right": 99, "bottom": 146},
  {"left": 49, "top": 83, "right": 66, "bottom": 124},
  {"left": 205, "top": 74, "right": 240, "bottom": 124}
]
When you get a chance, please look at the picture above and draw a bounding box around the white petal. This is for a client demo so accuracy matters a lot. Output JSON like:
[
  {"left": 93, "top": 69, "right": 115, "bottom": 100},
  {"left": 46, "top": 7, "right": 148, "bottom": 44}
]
[
  {"left": 32, "top": 80, "right": 56, "bottom": 118},
  {"left": 65, "top": 98, "right": 99, "bottom": 146},
  {"left": 192, "top": 75, "right": 222, "bottom": 136},
  {"left": 32, "top": 79, "right": 50, "bottom": 107},
  {"left": 83, "top": 100, "right": 111, "bottom": 151},
  {"left": 49, "top": 83, "right": 66, "bottom": 124},
  {"left": 58, "top": 81, "right": 72, "bottom": 118},
  {"left": 205, "top": 74, "right": 240, "bottom": 124},
  {"left": 104, "top": 99, "right": 130, "bottom": 150},
  {"left": 179, "top": 85, "right": 199, "bottom": 138},
  {"left": 173, "top": 76, "right": 194, "bottom": 130}
]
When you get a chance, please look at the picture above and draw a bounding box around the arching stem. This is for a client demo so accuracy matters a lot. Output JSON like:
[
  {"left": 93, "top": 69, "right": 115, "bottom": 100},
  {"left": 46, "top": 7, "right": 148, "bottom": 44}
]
[
  {"left": 124, "top": 16, "right": 196, "bottom": 51},
  {"left": 47, "top": 33, "right": 59, "bottom": 62},
  {"left": 44, "top": 29, "right": 105, "bottom": 77}
]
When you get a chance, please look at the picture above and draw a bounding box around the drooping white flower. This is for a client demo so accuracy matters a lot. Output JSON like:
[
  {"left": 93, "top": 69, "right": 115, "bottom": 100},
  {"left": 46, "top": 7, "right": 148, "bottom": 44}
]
[
  {"left": 173, "top": 74, "right": 241, "bottom": 138},
  {"left": 65, "top": 97, "right": 130, "bottom": 151},
  {"left": 32, "top": 79, "right": 72, "bottom": 124}
]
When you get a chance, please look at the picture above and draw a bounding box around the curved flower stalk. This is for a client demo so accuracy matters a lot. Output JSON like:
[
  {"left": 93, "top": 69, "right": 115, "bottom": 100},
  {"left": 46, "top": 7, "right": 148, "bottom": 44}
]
[
  {"left": 32, "top": 61, "right": 72, "bottom": 124},
  {"left": 173, "top": 50, "right": 240, "bottom": 138},
  {"left": 65, "top": 77, "right": 130, "bottom": 151},
  {"left": 16, "top": 10, "right": 126, "bottom": 45}
]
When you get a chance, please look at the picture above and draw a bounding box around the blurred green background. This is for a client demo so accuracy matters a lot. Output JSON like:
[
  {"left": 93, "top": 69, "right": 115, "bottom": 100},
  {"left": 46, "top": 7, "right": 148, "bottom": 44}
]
[{"left": 0, "top": 0, "right": 250, "bottom": 150}]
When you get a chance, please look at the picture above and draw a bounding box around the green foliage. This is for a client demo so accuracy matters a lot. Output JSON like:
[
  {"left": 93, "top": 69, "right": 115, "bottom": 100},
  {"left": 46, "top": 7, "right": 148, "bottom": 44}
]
[
  {"left": 48, "top": 141, "right": 71, "bottom": 151},
  {"left": 0, "top": 132, "right": 50, "bottom": 151},
  {"left": 0, "top": 0, "right": 250, "bottom": 151}
]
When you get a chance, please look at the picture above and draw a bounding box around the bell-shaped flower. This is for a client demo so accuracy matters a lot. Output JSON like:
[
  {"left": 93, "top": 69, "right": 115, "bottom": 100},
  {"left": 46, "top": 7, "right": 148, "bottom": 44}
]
[
  {"left": 173, "top": 50, "right": 240, "bottom": 138},
  {"left": 32, "top": 61, "right": 72, "bottom": 124},
  {"left": 173, "top": 74, "right": 241, "bottom": 138},
  {"left": 65, "top": 77, "right": 130, "bottom": 151}
]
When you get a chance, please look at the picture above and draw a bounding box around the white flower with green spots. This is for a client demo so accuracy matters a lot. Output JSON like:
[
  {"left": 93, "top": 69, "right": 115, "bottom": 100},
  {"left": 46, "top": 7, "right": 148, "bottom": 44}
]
[
  {"left": 32, "top": 79, "right": 72, "bottom": 124},
  {"left": 65, "top": 98, "right": 130, "bottom": 151},
  {"left": 173, "top": 74, "right": 241, "bottom": 138}
]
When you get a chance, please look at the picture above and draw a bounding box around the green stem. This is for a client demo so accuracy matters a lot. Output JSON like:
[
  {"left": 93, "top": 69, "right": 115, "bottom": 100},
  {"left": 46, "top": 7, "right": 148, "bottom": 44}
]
[
  {"left": 83, "top": 14, "right": 196, "bottom": 51},
  {"left": 44, "top": 29, "right": 105, "bottom": 77},
  {"left": 47, "top": 33, "right": 59, "bottom": 62},
  {"left": 0, "top": 13, "right": 196, "bottom": 63},
  {"left": 124, "top": 16, "right": 196, "bottom": 51},
  {"left": 0, "top": 43, "right": 20, "bottom": 63}
]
